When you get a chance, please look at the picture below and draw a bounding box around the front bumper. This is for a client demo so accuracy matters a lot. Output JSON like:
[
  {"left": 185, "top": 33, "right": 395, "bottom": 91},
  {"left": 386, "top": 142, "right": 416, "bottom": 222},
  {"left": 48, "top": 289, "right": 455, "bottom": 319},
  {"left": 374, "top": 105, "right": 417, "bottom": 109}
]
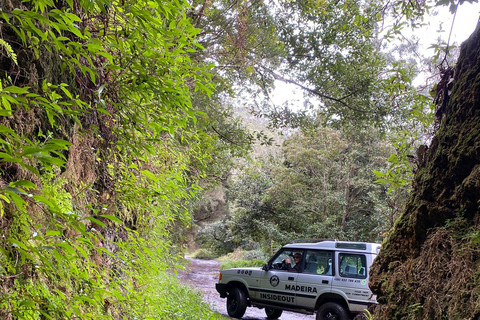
[{"left": 216, "top": 283, "right": 228, "bottom": 298}]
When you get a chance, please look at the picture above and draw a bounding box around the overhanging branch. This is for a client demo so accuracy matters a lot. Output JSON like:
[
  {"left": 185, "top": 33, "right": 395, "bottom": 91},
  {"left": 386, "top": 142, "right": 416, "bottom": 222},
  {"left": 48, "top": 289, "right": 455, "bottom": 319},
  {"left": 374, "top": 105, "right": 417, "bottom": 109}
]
[{"left": 258, "top": 65, "right": 366, "bottom": 113}]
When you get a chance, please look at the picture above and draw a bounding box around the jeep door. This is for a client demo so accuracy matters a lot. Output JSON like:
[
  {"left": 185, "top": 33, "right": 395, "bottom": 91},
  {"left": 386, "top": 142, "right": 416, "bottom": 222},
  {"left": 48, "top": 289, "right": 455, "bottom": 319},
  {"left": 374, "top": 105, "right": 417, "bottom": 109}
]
[
  {"left": 295, "top": 250, "right": 334, "bottom": 310},
  {"left": 331, "top": 252, "right": 372, "bottom": 312},
  {"left": 257, "top": 248, "right": 300, "bottom": 308}
]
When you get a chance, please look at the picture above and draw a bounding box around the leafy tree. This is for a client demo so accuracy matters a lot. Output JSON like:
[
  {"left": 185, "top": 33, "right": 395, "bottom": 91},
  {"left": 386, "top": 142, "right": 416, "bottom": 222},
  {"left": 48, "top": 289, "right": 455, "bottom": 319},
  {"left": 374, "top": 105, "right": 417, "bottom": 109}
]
[
  {"left": 184, "top": 0, "right": 423, "bottom": 131},
  {"left": 265, "top": 125, "right": 398, "bottom": 241},
  {"left": 196, "top": 154, "right": 284, "bottom": 253},
  {"left": 197, "top": 123, "right": 405, "bottom": 255}
]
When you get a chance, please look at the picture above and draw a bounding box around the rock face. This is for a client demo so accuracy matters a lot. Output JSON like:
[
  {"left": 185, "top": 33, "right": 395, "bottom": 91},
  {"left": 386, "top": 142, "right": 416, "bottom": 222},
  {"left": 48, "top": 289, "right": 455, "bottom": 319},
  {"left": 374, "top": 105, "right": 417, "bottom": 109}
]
[{"left": 369, "top": 23, "right": 480, "bottom": 320}]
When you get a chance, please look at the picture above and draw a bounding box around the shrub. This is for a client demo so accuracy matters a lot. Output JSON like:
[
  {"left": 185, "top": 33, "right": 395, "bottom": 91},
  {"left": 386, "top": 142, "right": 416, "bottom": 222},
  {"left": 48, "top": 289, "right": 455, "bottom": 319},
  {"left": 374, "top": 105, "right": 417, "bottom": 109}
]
[
  {"left": 220, "top": 259, "right": 266, "bottom": 270},
  {"left": 191, "top": 249, "right": 219, "bottom": 260},
  {"left": 218, "top": 248, "right": 268, "bottom": 270}
]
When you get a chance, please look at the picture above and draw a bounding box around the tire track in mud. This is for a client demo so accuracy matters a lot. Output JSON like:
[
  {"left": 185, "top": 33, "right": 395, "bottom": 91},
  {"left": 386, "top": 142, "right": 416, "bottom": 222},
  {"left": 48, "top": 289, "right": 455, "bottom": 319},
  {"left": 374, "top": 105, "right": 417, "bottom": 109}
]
[{"left": 175, "top": 258, "right": 315, "bottom": 320}]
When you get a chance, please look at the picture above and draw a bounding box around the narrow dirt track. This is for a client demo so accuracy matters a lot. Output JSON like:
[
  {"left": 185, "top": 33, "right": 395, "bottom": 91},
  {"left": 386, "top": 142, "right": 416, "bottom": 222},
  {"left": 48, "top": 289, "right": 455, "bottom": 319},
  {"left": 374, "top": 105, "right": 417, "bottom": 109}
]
[{"left": 175, "top": 258, "right": 316, "bottom": 320}]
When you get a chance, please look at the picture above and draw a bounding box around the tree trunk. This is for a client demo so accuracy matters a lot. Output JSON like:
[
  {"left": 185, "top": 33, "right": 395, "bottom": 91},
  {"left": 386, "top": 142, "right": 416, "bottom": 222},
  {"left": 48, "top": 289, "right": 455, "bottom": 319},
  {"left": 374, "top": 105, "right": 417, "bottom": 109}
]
[{"left": 370, "top": 23, "right": 480, "bottom": 320}]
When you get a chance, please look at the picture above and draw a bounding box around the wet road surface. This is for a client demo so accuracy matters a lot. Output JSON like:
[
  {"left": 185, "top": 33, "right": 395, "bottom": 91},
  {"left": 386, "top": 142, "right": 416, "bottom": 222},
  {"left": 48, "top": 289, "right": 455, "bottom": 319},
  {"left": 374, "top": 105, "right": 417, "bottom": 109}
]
[{"left": 175, "top": 257, "right": 316, "bottom": 320}]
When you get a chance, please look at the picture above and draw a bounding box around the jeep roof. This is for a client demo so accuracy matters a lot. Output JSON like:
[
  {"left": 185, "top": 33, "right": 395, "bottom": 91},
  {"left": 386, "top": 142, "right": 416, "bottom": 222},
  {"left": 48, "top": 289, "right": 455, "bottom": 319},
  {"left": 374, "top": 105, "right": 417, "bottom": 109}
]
[{"left": 282, "top": 239, "right": 381, "bottom": 254}]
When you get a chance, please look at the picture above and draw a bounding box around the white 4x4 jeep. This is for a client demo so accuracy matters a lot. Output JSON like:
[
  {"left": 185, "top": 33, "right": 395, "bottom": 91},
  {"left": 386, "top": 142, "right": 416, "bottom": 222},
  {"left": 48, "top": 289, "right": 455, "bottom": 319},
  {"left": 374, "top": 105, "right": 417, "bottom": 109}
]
[{"left": 215, "top": 239, "right": 380, "bottom": 319}]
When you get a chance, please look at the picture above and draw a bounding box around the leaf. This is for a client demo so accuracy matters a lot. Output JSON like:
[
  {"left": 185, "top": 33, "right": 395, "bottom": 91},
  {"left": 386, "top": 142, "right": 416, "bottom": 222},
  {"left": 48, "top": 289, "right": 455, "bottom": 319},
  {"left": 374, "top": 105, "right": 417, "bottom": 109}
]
[
  {"left": 85, "top": 216, "right": 107, "bottom": 228},
  {"left": 96, "top": 246, "right": 115, "bottom": 257},
  {"left": 97, "top": 51, "right": 113, "bottom": 64},
  {"left": 20, "top": 146, "right": 42, "bottom": 157},
  {"left": 7, "top": 238, "right": 28, "bottom": 251},
  {"left": 140, "top": 170, "right": 157, "bottom": 180},
  {"left": 8, "top": 192, "right": 26, "bottom": 211},
  {"left": 436, "top": 0, "right": 451, "bottom": 5},
  {"left": 23, "top": 164, "right": 40, "bottom": 176},
  {"left": 72, "top": 243, "right": 89, "bottom": 260},
  {"left": 59, "top": 85, "right": 73, "bottom": 99},
  {"left": 100, "top": 214, "right": 123, "bottom": 224},
  {"left": 52, "top": 248, "right": 64, "bottom": 264},
  {"left": 2, "top": 86, "right": 30, "bottom": 94},
  {"left": 76, "top": 295, "right": 95, "bottom": 304},
  {"left": 0, "top": 125, "right": 14, "bottom": 133},
  {"left": 0, "top": 153, "right": 19, "bottom": 164},
  {"left": 19, "top": 300, "right": 36, "bottom": 308},
  {"left": 36, "top": 155, "right": 66, "bottom": 166},
  {"left": 0, "top": 194, "right": 11, "bottom": 204},
  {"left": 33, "top": 195, "right": 60, "bottom": 212},
  {"left": 67, "top": 24, "right": 84, "bottom": 39},
  {"left": 97, "top": 108, "right": 111, "bottom": 116},
  {"left": 57, "top": 242, "right": 77, "bottom": 256},
  {"left": 47, "top": 138, "right": 72, "bottom": 148},
  {"left": 10, "top": 180, "right": 36, "bottom": 189},
  {"left": 46, "top": 230, "right": 62, "bottom": 237},
  {"left": 372, "top": 170, "right": 385, "bottom": 177},
  {"left": 38, "top": 311, "right": 54, "bottom": 320},
  {"left": 1, "top": 96, "right": 12, "bottom": 113},
  {"left": 65, "top": 12, "right": 82, "bottom": 22}
]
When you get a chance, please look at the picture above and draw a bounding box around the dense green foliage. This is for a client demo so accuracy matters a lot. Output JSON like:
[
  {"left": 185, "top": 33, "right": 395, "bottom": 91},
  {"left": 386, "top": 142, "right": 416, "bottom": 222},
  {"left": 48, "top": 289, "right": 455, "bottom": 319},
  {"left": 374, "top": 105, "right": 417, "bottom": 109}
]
[
  {"left": 193, "top": 0, "right": 476, "bottom": 261},
  {"left": 191, "top": 0, "right": 475, "bottom": 259},
  {"left": 0, "top": 0, "right": 236, "bottom": 318},
  {"left": 196, "top": 124, "right": 409, "bottom": 255},
  {"left": 1, "top": 0, "right": 478, "bottom": 318}
]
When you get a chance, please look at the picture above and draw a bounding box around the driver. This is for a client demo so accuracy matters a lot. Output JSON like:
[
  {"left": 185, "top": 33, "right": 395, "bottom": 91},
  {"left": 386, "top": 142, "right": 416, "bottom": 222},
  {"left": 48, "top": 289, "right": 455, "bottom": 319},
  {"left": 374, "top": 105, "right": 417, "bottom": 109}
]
[{"left": 285, "top": 252, "right": 302, "bottom": 272}]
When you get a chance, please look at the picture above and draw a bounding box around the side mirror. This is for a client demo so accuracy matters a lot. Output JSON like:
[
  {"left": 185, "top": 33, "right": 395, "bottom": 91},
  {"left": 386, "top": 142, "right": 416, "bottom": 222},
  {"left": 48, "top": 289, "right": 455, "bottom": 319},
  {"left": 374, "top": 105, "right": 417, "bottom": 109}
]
[{"left": 262, "top": 263, "right": 270, "bottom": 271}]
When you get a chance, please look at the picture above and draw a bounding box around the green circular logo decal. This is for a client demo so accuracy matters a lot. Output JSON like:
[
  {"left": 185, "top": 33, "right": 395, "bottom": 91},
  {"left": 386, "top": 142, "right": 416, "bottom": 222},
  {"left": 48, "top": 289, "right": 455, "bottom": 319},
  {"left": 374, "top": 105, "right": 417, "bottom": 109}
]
[{"left": 361, "top": 280, "right": 367, "bottom": 285}]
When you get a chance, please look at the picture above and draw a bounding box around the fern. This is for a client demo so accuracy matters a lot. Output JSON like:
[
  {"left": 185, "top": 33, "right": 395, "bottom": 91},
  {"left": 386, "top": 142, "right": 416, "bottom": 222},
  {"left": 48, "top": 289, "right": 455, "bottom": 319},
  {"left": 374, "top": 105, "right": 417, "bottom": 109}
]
[{"left": 0, "top": 39, "right": 18, "bottom": 65}]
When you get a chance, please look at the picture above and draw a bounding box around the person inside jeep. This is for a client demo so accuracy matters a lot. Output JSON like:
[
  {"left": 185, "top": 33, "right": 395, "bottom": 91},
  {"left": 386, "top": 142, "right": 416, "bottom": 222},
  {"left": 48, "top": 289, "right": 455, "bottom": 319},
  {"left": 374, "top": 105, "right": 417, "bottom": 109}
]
[{"left": 285, "top": 252, "right": 302, "bottom": 272}]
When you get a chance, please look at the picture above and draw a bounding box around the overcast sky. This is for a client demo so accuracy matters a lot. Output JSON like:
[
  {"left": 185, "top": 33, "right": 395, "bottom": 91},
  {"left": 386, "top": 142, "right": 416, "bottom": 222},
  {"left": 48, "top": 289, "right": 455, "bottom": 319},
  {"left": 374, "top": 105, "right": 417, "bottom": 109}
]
[{"left": 422, "top": 2, "right": 479, "bottom": 52}]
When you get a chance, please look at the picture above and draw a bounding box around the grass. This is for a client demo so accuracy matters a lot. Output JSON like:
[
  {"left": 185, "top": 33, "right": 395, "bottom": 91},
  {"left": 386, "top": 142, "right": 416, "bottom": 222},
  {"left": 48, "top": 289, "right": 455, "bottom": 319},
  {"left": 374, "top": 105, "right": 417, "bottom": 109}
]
[{"left": 142, "top": 272, "right": 227, "bottom": 320}]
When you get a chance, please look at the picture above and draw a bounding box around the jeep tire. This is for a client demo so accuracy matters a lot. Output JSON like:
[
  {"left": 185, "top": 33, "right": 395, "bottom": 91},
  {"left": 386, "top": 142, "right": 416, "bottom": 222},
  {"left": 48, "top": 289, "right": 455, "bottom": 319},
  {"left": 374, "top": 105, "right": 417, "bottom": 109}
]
[
  {"left": 226, "top": 287, "right": 248, "bottom": 318},
  {"left": 265, "top": 307, "right": 283, "bottom": 319},
  {"left": 316, "top": 302, "right": 350, "bottom": 320}
]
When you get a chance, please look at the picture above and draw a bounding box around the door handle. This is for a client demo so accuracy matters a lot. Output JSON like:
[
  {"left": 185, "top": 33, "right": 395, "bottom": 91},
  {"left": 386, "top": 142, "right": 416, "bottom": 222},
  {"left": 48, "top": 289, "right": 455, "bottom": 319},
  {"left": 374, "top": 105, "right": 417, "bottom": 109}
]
[
  {"left": 322, "top": 280, "right": 329, "bottom": 284},
  {"left": 288, "top": 277, "right": 294, "bottom": 281}
]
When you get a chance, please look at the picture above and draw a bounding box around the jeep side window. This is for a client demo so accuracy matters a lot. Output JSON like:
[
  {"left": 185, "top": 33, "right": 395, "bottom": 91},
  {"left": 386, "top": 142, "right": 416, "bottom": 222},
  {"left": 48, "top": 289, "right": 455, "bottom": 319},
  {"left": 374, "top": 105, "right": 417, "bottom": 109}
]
[
  {"left": 304, "top": 250, "right": 333, "bottom": 275},
  {"left": 339, "top": 253, "right": 367, "bottom": 279},
  {"left": 270, "top": 249, "right": 304, "bottom": 272}
]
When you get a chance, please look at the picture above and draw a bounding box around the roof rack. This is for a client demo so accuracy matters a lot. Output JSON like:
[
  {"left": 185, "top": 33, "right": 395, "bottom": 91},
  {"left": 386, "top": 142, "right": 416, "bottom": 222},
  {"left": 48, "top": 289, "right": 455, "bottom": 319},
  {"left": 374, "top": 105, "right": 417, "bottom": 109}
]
[
  {"left": 335, "top": 242, "right": 367, "bottom": 250},
  {"left": 291, "top": 238, "right": 336, "bottom": 244}
]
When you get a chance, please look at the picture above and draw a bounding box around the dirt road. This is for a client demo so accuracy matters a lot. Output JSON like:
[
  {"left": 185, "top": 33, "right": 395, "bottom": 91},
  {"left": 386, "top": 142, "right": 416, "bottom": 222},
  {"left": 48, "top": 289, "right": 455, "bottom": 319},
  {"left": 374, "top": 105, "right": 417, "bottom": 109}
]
[{"left": 175, "top": 258, "right": 316, "bottom": 320}]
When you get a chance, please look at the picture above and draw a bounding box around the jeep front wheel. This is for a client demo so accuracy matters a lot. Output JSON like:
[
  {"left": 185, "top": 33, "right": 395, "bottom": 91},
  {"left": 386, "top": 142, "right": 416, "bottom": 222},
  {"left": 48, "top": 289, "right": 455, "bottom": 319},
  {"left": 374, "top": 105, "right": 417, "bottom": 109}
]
[
  {"left": 226, "top": 287, "right": 248, "bottom": 318},
  {"left": 265, "top": 307, "right": 283, "bottom": 319},
  {"left": 316, "top": 302, "right": 349, "bottom": 320}
]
